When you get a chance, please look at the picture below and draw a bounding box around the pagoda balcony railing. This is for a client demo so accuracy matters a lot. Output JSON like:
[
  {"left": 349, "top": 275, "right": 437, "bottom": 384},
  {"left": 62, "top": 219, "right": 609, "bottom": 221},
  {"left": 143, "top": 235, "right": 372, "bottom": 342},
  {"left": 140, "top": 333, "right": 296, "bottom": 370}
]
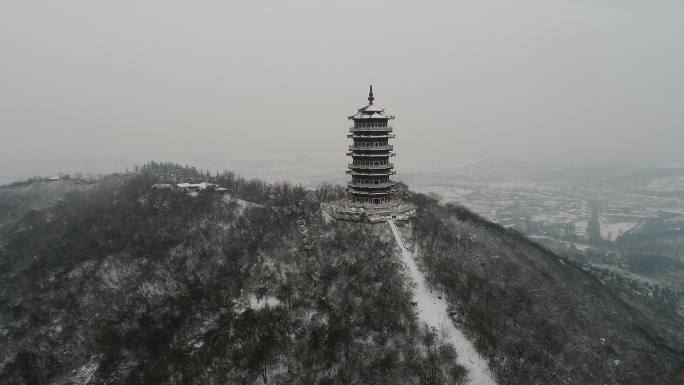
[
  {"left": 347, "top": 170, "right": 397, "bottom": 176},
  {"left": 349, "top": 145, "right": 393, "bottom": 151},
  {"left": 329, "top": 200, "right": 415, "bottom": 213},
  {"left": 353, "top": 123, "right": 391, "bottom": 128},
  {"left": 346, "top": 188, "right": 390, "bottom": 196},
  {"left": 348, "top": 162, "right": 394, "bottom": 169},
  {"left": 349, "top": 126, "right": 393, "bottom": 133},
  {"left": 347, "top": 152, "right": 396, "bottom": 157},
  {"left": 347, "top": 133, "right": 395, "bottom": 139},
  {"left": 347, "top": 182, "right": 393, "bottom": 189}
]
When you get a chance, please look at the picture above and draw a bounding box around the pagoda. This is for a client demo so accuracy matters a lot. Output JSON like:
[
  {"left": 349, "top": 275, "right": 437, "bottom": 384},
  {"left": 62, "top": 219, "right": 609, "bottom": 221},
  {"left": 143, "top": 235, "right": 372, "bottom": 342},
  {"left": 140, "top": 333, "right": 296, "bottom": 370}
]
[
  {"left": 346, "top": 85, "right": 395, "bottom": 205},
  {"left": 326, "top": 86, "right": 415, "bottom": 222}
]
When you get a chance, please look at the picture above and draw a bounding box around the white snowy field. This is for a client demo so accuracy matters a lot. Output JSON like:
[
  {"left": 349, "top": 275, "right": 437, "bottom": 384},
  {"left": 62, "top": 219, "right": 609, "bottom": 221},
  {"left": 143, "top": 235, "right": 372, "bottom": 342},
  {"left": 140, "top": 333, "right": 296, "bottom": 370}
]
[
  {"left": 388, "top": 220, "right": 497, "bottom": 385},
  {"left": 599, "top": 217, "right": 639, "bottom": 242}
]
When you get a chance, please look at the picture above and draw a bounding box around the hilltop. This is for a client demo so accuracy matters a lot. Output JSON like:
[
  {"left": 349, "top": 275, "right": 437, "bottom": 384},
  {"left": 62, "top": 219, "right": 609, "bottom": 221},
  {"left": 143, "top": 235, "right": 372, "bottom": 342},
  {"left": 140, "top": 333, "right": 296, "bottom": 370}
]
[{"left": 0, "top": 162, "right": 682, "bottom": 384}]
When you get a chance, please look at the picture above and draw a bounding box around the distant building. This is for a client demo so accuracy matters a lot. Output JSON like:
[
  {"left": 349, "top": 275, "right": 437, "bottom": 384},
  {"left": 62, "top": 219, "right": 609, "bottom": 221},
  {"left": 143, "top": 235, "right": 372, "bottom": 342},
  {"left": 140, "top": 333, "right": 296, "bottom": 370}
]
[
  {"left": 177, "top": 182, "right": 229, "bottom": 194},
  {"left": 176, "top": 182, "right": 214, "bottom": 193}
]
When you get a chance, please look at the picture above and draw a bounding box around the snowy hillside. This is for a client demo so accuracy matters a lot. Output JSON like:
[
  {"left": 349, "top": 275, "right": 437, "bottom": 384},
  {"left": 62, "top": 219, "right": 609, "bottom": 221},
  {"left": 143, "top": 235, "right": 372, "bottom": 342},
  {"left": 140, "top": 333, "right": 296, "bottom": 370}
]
[{"left": 0, "top": 162, "right": 682, "bottom": 384}]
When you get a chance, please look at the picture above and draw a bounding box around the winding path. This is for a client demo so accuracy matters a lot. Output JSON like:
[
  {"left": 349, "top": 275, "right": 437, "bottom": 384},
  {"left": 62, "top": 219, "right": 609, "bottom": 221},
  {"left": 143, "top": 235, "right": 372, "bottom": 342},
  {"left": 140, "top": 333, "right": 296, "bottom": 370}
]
[{"left": 388, "top": 220, "right": 497, "bottom": 385}]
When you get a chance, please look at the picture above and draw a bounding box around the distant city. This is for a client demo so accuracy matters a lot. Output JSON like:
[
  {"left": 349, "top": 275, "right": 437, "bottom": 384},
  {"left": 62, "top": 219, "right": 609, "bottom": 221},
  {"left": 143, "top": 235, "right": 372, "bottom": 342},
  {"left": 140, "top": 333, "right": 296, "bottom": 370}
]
[{"left": 401, "top": 159, "right": 684, "bottom": 297}]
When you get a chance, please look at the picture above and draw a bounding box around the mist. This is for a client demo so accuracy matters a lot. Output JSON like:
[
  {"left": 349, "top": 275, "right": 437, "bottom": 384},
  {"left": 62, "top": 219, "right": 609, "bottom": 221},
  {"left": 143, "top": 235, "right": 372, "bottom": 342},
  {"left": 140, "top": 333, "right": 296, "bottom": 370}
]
[{"left": 2, "top": 0, "right": 683, "bottom": 182}]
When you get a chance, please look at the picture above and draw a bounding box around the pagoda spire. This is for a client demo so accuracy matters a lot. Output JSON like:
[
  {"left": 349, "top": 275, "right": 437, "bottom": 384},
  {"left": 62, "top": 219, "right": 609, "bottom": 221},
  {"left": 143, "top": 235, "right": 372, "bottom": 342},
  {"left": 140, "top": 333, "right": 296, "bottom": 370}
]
[{"left": 368, "top": 84, "right": 374, "bottom": 105}]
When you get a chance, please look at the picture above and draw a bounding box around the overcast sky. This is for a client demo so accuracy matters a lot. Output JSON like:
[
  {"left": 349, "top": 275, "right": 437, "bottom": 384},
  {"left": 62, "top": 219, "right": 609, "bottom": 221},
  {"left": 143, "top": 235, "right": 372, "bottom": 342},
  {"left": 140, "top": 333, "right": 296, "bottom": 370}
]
[{"left": 1, "top": 1, "right": 683, "bottom": 179}]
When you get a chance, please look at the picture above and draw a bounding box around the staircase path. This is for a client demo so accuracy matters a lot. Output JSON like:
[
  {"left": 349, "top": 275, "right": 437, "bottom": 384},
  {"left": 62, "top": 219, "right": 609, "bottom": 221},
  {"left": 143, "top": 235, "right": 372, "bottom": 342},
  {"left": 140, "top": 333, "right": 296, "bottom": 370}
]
[{"left": 388, "top": 220, "right": 497, "bottom": 385}]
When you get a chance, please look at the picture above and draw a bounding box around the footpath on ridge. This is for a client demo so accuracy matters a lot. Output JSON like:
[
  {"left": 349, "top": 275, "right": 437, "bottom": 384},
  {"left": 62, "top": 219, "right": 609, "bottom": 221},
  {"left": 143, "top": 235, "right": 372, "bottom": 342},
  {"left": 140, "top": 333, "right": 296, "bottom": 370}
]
[{"left": 387, "top": 220, "right": 497, "bottom": 385}]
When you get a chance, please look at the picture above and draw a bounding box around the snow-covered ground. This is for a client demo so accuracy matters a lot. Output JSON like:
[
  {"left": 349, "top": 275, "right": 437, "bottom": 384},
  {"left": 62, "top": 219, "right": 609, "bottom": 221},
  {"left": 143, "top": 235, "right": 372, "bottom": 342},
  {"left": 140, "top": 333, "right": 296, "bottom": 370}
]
[
  {"left": 388, "top": 220, "right": 497, "bottom": 385},
  {"left": 599, "top": 218, "right": 638, "bottom": 241},
  {"left": 247, "top": 294, "right": 281, "bottom": 310},
  {"left": 222, "top": 194, "right": 262, "bottom": 214}
]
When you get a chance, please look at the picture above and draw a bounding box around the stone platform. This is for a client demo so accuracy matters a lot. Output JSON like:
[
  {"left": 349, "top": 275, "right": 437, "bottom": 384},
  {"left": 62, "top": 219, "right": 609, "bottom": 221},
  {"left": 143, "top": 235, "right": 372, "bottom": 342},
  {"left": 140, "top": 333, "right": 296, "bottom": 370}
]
[{"left": 322, "top": 199, "right": 416, "bottom": 223}]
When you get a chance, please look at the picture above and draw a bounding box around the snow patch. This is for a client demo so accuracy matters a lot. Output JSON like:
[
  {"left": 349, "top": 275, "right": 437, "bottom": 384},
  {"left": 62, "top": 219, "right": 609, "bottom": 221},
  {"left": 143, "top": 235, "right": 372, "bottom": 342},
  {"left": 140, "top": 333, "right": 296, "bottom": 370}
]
[
  {"left": 249, "top": 294, "right": 281, "bottom": 309},
  {"left": 223, "top": 194, "right": 261, "bottom": 215},
  {"left": 237, "top": 294, "right": 281, "bottom": 312},
  {"left": 70, "top": 358, "right": 99, "bottom": 385},
  {"left": 599, "top": 218, "right": 638, "bottom": 241}
]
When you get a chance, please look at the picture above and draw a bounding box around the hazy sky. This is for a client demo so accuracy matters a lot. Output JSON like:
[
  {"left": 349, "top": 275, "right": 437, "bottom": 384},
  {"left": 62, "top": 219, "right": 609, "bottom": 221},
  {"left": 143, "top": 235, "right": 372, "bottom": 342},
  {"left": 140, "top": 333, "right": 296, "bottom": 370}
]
[{"left": 1, "top": 1, "right": 683, "bottom": 178}]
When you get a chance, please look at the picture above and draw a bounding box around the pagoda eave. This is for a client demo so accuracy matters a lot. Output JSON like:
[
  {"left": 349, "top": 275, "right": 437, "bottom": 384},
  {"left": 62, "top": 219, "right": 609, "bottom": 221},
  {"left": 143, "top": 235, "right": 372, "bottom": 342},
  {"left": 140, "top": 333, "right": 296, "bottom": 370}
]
[
  {"left": 347, "top": 170, "right": 396, "bottom": 176},
  {"left": 347, "top": 152, "right": 396, "bottom": 157},
  {"left": 348, "top": 145, "right": 394, "bottom": 151},
  {"left": 347, "top": 134, "right": 395, "bottom": 139}
]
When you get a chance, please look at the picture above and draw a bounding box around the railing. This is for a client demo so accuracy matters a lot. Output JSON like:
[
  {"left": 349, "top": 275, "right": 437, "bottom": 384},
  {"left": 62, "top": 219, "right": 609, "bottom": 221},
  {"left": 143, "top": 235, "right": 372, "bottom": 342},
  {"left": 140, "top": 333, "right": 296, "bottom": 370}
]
[
  {"left": 349, "top": 126, "right": 393, "bottom": 132},
  {"left": 347, "top": 170, "right": 396, "bottom": 176},
  {"left": 348, "top": 162, "right": 394, "bottom": 169},
  {"left": 347, "top": 182, "right": 393, "bottom": 188},
  {"left": 353, "top": 123, "right": 390, "bottom": 128},
  {"left": 349, "top": 145, "right": 393, "bottom": 151}
]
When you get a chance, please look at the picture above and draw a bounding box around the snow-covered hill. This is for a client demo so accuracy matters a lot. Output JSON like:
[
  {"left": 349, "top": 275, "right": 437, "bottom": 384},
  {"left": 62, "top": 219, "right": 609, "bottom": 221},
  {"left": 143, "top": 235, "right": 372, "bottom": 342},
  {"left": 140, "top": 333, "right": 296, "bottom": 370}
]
[{"left": 1, "top": 162, "right": 682, "bottom": 384}]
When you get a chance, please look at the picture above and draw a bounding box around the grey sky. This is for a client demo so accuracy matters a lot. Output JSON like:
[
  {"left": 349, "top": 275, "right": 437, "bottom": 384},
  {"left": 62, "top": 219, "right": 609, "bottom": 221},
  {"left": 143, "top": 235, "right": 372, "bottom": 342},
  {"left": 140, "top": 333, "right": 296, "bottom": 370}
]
[{"left": 1, "top": 0, "right": 683, "bottom": 178}]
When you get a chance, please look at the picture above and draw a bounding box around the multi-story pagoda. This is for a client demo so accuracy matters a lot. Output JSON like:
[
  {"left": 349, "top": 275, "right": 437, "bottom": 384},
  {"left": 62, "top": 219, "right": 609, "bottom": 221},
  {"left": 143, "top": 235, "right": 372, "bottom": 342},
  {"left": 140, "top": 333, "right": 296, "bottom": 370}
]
[
  {"left": 326, "top": 86, "right": 414, "bottom": 222},
  {"left": 346, "top": 85, "right": 396, "bottom": 205}
]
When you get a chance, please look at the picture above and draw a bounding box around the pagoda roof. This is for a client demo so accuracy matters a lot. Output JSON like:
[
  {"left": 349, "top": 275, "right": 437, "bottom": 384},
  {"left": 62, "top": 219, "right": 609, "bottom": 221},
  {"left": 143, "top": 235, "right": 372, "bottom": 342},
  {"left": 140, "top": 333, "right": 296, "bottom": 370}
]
[
  {"left": 348, "top": 85, "right": 395, "bottom": 120},
  {"left": 359, "top": 104, "right": 384, "bottom": 113},
  {"left": 349, "top": 111, "right": 393, "bottom": 120}
]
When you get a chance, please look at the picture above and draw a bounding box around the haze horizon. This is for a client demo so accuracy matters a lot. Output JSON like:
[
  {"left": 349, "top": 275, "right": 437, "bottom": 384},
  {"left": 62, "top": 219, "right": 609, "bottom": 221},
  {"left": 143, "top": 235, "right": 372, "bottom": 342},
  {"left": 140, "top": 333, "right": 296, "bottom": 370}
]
[{"left": 2, "top": 1, "right": 683, "bottom": 180}]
